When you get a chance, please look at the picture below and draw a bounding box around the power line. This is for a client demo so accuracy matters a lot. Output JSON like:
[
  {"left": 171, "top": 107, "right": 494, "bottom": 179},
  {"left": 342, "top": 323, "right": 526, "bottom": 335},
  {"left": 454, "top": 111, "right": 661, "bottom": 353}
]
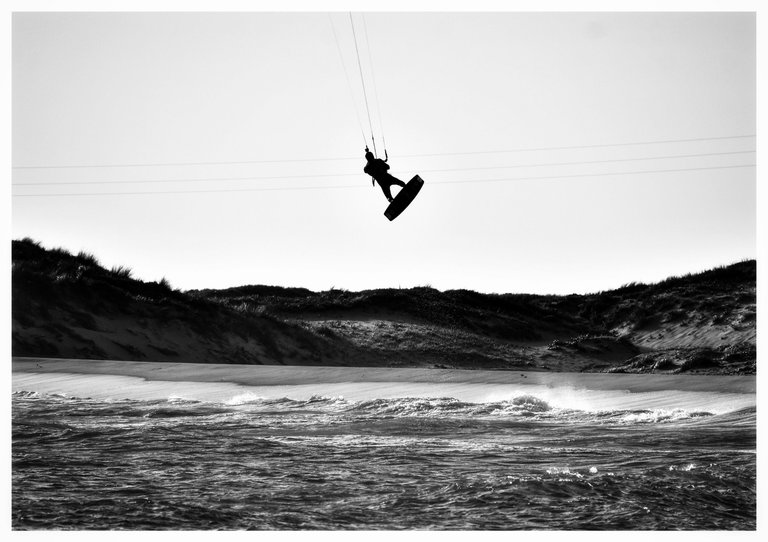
[
  {"left": 15, "top": 172, "right": 361, "bottom": 187},
  {"left": 424, "top": 150, "right": 754, "bottom": 176},
  {"left": 13, "top": 155, "right": 364, "bottom": 170},
  {"left": 433, "top": 163, "right": 755, "bottom": 186},
  {"left": 395, "top": 135, "right": 758, "bottom": 159},
  {"left": 12, "top": 150, "right": 756, "bottom": 187},
  {"left": 12, "top": 163, "right": 755, "bottom": 198},
  {"left": 14, "top": 184, "right": 362, "bottom": 198},
  {"left": 12, "top": 134, "right": 756, "bottom": 171}
]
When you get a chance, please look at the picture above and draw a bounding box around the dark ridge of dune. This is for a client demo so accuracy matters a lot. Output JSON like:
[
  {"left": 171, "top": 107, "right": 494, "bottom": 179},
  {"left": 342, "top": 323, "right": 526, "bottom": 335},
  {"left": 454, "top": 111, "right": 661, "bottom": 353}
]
[
  {"left": 11, "top": 238, "right": 391, "bottom": 368},
  {"left": 12, "top": 238, "right": 755, "bottom": 374}
]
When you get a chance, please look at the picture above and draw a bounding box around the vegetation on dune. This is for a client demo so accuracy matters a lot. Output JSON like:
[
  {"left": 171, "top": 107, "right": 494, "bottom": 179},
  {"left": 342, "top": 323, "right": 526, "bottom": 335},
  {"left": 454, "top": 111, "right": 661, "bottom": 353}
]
[
  {"left": 189, "top": 260, "right": 755, "bottom": 347},
  {"left": 13, "top": 238, "right": 174, "bottom": 300},
  {"left": 576, "top": 260, "right": 755, "bottom": 331},
  {"left": 11, "top": 238, "right": 756, "bottom": 373},
  {"left": 11, "top": 238, "right": 376, "bottom": 366}
]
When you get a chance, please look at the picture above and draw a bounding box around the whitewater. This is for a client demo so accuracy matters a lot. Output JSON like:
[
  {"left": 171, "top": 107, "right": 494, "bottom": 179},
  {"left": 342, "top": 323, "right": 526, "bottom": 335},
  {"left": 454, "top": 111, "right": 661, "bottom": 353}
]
[{"left": 12, "top": 360, "right": 756, "bottom": 530}]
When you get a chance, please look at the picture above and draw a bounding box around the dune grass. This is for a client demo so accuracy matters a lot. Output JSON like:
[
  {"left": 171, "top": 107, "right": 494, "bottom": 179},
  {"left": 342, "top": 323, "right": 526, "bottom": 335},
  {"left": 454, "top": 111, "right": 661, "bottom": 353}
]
[{"left": 110, "top": 265, "right": 133, "bottom": 279}]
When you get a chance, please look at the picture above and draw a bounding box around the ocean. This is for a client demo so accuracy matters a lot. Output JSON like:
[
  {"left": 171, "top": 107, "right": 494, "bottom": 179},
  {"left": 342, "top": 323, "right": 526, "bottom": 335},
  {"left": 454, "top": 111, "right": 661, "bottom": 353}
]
[{"left": 11, "top": 364, "right": 756, "bottom": 530}]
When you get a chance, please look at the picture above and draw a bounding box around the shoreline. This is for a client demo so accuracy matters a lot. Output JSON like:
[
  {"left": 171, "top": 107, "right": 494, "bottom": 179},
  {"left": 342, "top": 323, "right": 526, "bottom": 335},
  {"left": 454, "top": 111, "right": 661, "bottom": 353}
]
[{"left": 13, "top": 357, "right": 756, "bottom": 394}]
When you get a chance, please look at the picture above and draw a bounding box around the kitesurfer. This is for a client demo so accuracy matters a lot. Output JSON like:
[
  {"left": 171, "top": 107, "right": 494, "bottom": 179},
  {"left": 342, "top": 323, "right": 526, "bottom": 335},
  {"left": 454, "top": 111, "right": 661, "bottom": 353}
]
[{"left": 364, "top": 147, "right": 406, "bottom": 202}]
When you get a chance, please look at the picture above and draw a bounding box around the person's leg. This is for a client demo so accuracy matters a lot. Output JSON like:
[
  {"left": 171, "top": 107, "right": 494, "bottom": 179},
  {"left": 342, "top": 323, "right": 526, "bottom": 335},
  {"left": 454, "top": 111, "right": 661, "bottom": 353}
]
[
  {"left": 379, "top": 182, "right": 394, "bottom": 202},
  {"left": 387, "top": 174, "right": 406, "bottom": 188},
  {"left": 382, "top": 175, "right": 405, "bottom": 202}
]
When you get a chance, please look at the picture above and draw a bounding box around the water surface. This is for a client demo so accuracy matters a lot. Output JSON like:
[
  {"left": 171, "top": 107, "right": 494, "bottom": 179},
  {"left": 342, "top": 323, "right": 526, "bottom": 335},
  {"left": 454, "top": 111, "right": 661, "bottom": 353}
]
[{"left": 12, "top": 369, "right": 756, "bottom": 530}]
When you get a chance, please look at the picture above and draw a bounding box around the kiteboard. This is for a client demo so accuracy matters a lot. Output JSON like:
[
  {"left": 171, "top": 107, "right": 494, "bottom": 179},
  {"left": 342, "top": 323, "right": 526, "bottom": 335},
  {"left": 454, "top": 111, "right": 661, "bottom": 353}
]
[{"left": 384, "top": 175, "right": 424, "bottom": 221}]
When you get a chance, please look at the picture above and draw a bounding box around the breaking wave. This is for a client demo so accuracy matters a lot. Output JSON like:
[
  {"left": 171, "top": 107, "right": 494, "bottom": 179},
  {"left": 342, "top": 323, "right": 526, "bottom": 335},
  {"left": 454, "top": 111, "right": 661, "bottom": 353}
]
[{"left": 13, "top": 389, "right": 725, "bottom": 425}]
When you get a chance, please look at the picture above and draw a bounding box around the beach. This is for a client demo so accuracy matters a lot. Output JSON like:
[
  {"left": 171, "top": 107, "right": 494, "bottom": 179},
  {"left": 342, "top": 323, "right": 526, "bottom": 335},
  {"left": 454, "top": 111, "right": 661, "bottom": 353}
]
[{"left": 13, "top": 356, "right": 756, "bottom": 425}]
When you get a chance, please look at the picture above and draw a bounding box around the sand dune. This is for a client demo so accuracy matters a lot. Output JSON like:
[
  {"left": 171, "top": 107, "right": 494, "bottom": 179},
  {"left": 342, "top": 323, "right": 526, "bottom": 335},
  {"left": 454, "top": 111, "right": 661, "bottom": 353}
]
[{"left": 12, "top": 239, "right": 756, "bottom": 374}]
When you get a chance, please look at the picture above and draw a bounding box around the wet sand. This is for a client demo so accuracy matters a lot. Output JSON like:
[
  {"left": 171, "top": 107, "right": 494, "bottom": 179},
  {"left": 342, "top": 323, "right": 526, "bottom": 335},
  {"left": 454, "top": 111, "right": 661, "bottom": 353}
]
[{"left": 12, "top": 357, "right": 754, "bottom": 392}]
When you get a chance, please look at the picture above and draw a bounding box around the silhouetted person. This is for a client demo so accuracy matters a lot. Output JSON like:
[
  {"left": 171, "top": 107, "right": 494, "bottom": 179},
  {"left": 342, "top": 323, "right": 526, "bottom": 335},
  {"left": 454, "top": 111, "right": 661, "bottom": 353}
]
[{"left": 364, "top": 148, "right": 406, "bottom": 202}]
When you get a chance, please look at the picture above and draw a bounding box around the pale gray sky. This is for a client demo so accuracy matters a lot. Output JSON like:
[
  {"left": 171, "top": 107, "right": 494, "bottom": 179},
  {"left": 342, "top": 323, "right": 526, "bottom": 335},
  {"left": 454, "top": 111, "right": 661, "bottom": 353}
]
[{"left": 11, "top": 9, "right": 757, "bottom": 294}]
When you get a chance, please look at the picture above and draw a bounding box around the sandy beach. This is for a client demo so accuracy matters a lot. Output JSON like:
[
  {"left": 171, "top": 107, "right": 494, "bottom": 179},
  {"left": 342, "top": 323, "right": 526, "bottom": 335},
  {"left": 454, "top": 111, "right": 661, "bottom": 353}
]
[{"left": 13, "top": 356, "right": 755, "bottom": 391}]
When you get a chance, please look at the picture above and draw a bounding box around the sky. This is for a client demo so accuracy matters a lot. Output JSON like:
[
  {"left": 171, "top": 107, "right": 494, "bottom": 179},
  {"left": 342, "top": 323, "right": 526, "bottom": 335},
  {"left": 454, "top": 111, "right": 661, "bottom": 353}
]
[{"left": 10, "top": 6, "right": 758, "bottom": 295}]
